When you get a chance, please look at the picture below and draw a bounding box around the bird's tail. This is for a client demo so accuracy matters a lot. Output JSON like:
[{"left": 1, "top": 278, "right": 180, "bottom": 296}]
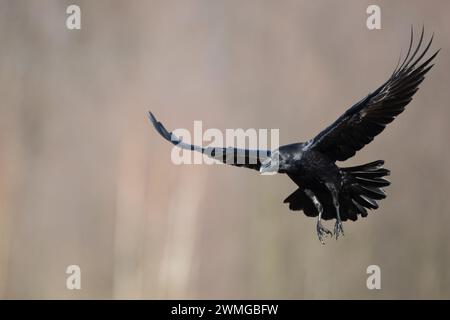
[{"left": 339, "top": 160, "right": 391, "bottom": 221}]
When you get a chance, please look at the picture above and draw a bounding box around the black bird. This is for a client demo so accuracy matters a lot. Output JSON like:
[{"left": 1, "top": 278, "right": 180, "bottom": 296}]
[{"left": 149, "top": 27, "right": 439, "bottom": 243}]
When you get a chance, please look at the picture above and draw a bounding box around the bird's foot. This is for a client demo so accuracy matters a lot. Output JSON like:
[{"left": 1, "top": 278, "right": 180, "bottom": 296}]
[
  {"left": 316, "top": 221, "right": 333, "bottom": 245},
  {"left": 334, "top": 219, "right": 345, "bottom": 240}
]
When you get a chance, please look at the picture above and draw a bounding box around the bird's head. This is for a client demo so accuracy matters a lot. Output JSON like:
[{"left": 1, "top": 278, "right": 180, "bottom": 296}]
[{"left": 259, "top": 144, "right": 303, "bottom": 175}]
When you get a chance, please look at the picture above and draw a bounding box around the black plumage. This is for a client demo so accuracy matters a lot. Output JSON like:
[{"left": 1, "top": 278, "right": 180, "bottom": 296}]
[{"left": 149, "top": 27, "right": 439, "bottom": 243}]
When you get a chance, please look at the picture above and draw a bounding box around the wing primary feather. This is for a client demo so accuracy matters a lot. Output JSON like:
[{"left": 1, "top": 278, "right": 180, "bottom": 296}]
[
  {"left": 395, "top": 25, "right": 415, "bottom": 74},
  {"left": 403, "top": 25, "right": 425, "bottom": 70}
]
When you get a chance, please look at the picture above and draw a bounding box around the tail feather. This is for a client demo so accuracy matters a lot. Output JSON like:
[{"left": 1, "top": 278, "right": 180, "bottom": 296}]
[
  {"left": 340, "top": 160, "right": 385, "bottom": 171},
  {"left": 340, "top": 160, "right": 391, "bottom": 219},
  {"left": 353, "top": 194, "right": 379, "bottom": 209},
  {"left": 352, "top": 184, "right": 386, "bottom": 200},
  {"left": 354, "top": 176, "right": 390, "bottom": 188},
  {"left": 351, "top": 199, "right": 368, "bottom": 217},
  {"left": 349, "top": 170, "right": 390, "bottom": 179}
]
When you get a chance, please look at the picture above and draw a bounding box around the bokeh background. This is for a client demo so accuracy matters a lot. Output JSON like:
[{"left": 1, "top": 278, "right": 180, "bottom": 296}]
[{"left": 0, "top": 0, "right": 449, "bottom": 299}]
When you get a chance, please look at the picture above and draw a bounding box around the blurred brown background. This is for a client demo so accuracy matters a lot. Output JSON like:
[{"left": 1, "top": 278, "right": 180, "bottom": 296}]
[{"left": 0, "top": 0, "right": 449, "bottom": 299}]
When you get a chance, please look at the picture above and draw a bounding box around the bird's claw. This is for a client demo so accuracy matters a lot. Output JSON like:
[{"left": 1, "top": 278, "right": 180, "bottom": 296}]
[
  {"left": 334, "top": 220, "right": 345, "bottom": 240},
  {"left": 316, "top": 221, "right": 333, "bottom": 244}
]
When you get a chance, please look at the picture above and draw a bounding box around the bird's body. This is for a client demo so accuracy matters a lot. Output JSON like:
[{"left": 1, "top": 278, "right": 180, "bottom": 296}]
[
  {"left": 149, "top": 27, "right": 439, "bottom": 243},
  {"left": 283, "top": 145, "right": 341, "bottom": 186}
]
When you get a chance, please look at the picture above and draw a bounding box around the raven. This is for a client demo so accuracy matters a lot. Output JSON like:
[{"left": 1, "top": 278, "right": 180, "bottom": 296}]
[{"left": 149, "top": 27, "right": 439, "bottom": 243}]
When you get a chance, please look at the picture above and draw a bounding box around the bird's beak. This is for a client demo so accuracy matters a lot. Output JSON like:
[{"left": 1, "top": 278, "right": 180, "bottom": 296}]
[{"left": 260, "top": 159, "right": 277, "bottom": 175}]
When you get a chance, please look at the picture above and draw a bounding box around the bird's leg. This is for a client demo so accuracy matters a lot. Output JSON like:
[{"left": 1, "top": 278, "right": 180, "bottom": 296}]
[
  {"left": 325, "top": 183, "right": 344, "bottom": 239},
  {"left": 333, "top": 205, "right": 344, "bottom": 239},
  {"left": 304, "top": 189, "right": 332, "bottom": 244}
]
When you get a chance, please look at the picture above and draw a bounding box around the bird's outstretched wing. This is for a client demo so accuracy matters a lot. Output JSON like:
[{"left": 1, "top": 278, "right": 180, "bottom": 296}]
[
  {"left": 148, "top": 112, "right": 271, "bottom": 171},
  {"left": 306, "top": 27, "right": 439, "bottom": 162}
]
